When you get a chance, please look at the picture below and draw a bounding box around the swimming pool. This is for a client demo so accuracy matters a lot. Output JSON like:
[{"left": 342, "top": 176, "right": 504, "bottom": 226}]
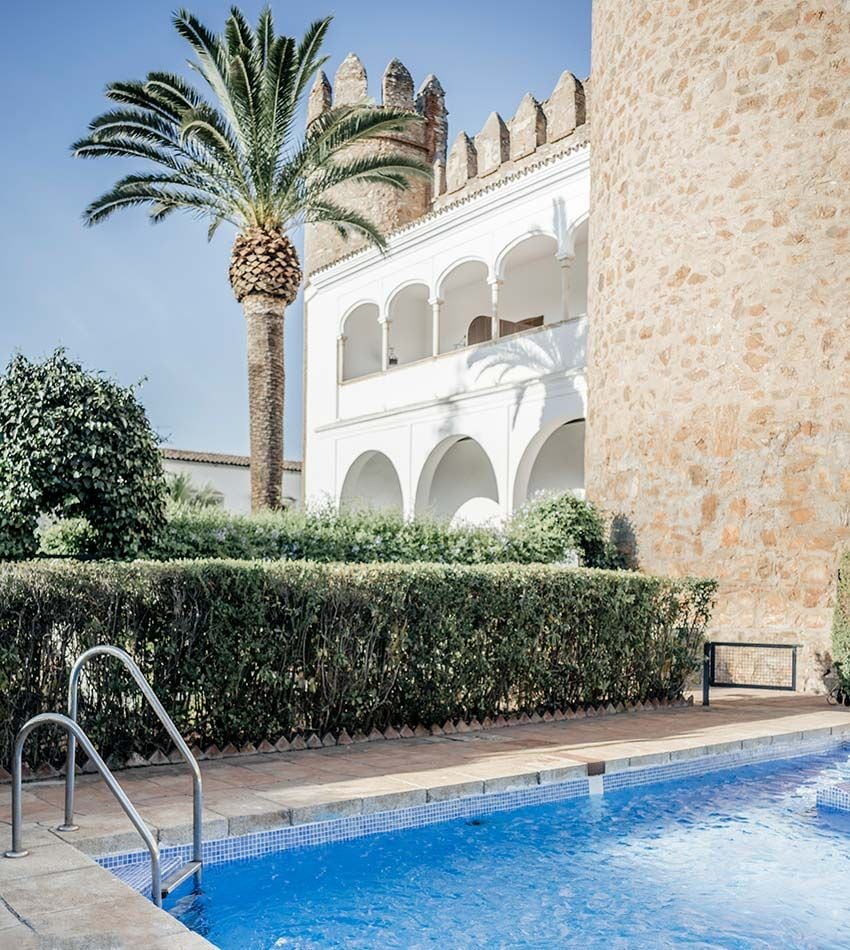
[{"left": 156, "top": 744, "right": 850, "bottom": 948}]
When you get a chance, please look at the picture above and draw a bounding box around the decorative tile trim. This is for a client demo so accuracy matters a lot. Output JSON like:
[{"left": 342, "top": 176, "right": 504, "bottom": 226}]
[
  {"left": 816, "top": 782, "right": 850, "bottom": 812},
  {"left": 9, "top": 695, "right": 693, "bottom": 783},
  {"left": 99, "top": 732, "right": 850, "bottom": 899},
  {"left": 99, "top": 778, "right": 591, "bottom": 895},
  {"left": 604, "top": 735, "right": 848, "bottom": 793}
]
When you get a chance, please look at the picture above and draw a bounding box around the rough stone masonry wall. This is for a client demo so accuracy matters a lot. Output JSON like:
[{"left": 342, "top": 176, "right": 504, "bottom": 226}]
[{"left": 587, "top": 0, "right": 850, "bottom": 689}]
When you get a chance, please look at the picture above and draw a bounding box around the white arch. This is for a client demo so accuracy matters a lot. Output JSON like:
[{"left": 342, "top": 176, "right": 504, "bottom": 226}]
[
  {"left": 513, "top": 416, "right": 586, "bottom": 510},
  {"left": 414, "top": 435, "right": 499, "bottom": 521},
  {"left": 340, "top": 302, "right": 381, "bottom": 381},
  {"left": 338, "top": 298, "right": 380, "bottom": 337},
  {"left": 435, "top": 256, "right": 492, "bottom": 300},
  {"left": 340, "top": 450, "right": 404, "bottom": 513},
  {"left": 494, "top": 228, "right": 559, "bottom": 281},
  {"left": 385, "top": 278, "right": 433, "bottom": 313},
  {"left": 387, "top": 281, "right": 432, "bottom": 367}
]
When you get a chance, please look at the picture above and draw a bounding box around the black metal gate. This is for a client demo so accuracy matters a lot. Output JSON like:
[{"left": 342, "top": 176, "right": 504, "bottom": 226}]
[{"left": 701, "top": 642, "right": 798, "bottom": 706}]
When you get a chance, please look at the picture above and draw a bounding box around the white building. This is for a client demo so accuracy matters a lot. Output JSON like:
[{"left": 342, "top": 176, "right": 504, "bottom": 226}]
[
  {"left": 302, "top": 59, "right": 589, "bottom": 525},
  {"left": 160, "top": 448, "right": 302, "bottom": 514}
]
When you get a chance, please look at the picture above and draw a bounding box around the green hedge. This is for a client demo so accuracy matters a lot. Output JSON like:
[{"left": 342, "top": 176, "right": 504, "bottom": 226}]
[
  {"left": 0, "top": 560, "right": 715, "bottom": 770},
  {"left": 833, "top": 551, "right": 850, "bottom": 687},
  {"left": 41, "top": 494, "right": 624, "bottom": 569}
]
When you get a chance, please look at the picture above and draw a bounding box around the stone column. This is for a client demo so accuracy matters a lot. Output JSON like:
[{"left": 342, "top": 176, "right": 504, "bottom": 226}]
[
  {"left": 336, "top": 334, "right": 346, "bottom": 384},
  {"left": 488, "top": 277, "right": 503, "bottom": 341},
  {"left": 429, "top": 297, "right": 442, "bottom": 356},
  {"left": 557, "top": 252, "right": 575, "bottom": 322},
  {"left": 380, "top": 317, "right": 390, "bottom": 372}
]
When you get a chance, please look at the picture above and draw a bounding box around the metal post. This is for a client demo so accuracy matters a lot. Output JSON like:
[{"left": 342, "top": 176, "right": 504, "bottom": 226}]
[
  {"left": 63, "top": 645, "right": 203, "bottom": 875},
  {"left": 5, "top": 713, "right": 163, "bottom": 907},
  {"left": 702, "top": 642, "right": 711, "bottom": 706}
]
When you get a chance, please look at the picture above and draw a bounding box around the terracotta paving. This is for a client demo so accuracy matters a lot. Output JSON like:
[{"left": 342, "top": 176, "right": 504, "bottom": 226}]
[{"left": 1, "top": 690, "right": 849, "bottom": 947}]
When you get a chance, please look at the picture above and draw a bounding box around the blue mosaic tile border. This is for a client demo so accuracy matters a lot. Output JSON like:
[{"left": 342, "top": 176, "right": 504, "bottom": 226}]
[
  {"left": 816, "top": 782, "right": 850, "bottom": 812},
  {"left": 603, "top": 735, "right": 848, "bottom": 794},
  {"left": 99, "top": 777, "right": 591, "bottom": 895},
  {"left": 99, "top": 734, "right": 850, "bottom": 898}
]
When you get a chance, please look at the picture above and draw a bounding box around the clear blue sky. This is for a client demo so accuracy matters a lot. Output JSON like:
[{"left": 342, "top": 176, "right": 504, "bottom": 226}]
[{"left": 0, "top": 1, "right": 591, "bottom": 459}]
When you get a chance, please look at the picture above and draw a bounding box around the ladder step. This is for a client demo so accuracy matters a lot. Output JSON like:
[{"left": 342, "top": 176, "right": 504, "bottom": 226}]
[{"left": 160, "top": 860, "right": 202, "bottom": 897}]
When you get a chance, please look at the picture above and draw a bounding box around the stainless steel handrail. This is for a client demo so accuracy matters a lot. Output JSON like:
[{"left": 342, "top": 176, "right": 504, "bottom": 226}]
[
  {"left": 62, "top": 645, "right": 203, "bottom": 878},
  {"left": 3, "top": 713, "right": 164, "bottom": 907}
]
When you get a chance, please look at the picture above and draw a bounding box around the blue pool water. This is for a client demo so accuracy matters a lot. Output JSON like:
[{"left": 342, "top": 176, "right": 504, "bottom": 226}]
[{"left": 166, "top": 749, "right": 850, "bottom": 949}]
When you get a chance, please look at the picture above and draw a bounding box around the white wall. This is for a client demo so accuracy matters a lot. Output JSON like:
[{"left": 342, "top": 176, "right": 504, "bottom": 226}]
[
  {"left": 162, "top": 458, "right": 302, "bottom": 513},
  {"left": 500, "top": 251, "right": 561, "bottom": 326},
  {"left": 440, "top": 263, "right": 491, "bottom": 352},
  {"left": 343, "top": 303, "right": 381, "bottom": 380},
  {"left": 388, "top": 284, "right": 431, "bottom": 366},
  {"left": 340, "top": 451, "right": 403, "bottom": 512},
  {"left": 303, "top": 145, "right": 591, "bottom": 519},
  {"left": 422, "top": 438, "right": 499, "bottom": 520},
  {"left": 525, "top": 420, "right": 585, "bottom": 501}
]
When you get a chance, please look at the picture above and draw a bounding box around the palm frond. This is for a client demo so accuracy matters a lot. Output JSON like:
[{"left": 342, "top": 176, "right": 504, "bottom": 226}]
[
  {"left": 304, "top": 199, "right": 389, "bottom": 251},
  {"left": 144, "top": 71, "right": 204, "bottom": 114},
  {"left": 311, "top": 153, "right": 431, "bottom": 195},
  {"left": 293, "top": 17, "right": 332, "bottom": 103},
  {"left": 74, "top": 7, "right": 427, "bottom": 251}
]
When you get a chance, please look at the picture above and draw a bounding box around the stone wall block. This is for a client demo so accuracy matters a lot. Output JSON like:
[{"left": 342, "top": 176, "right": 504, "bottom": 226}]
[
  {"left": 545, "top": 70, "right": 585, "bottom": 141},
  {"left": 446, "top": 132, "right": 478, "bottom": 192},
  {"left": 511, "top": 93, "right": 547, "bottom": 160},
  {"left": 382, "top": 58, "right": 414, "bottom": 110},
  {"left": 334, "top": 52, "right": 368, "bottom": 106},
  {"left": 307, "top": 70, "right": 332, "bottom": 126},
  {"left": 475, "top": 112, "right": 510, "bottom": 177}
]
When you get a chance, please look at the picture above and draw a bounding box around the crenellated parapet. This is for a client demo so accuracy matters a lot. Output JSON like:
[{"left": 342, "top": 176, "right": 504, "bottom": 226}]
[
  {"left": 304, "top": 54, "right": 448, "bottom": 276},
  {"left": 434, "top": 70, "right": 587, "bottom": 208}
]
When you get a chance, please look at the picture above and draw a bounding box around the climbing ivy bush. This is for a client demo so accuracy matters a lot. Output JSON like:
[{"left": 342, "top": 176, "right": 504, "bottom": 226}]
[
  {"left": 0, "top": 350, "right": 166, "bottom": 559},
  {"left": 0, "top": 559, "right": 716, "bottom": 769}
]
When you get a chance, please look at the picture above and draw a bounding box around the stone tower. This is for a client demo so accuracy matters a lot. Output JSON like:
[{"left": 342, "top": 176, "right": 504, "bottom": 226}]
[
  {"left": 303, "top": 55, "right": 448, "bottom": 276},
  {"left": 586, "top": 1, "right": 850, "bottom": 686}
]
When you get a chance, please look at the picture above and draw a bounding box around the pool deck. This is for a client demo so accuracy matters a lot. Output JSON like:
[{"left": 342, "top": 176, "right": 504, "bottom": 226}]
[{"left": 2, "top": 690, "right": 850, "bottom": 947}]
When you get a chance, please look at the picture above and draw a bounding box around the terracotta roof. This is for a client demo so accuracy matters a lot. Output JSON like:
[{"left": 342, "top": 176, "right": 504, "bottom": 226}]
[{"left": 160, "top": 447, "right": 302, "bottom": 472}]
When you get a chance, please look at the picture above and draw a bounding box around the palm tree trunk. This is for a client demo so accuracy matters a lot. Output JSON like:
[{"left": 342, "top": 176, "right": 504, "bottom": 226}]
[{"left": 243, "top": 294, "right": 285, "bottom": 510}]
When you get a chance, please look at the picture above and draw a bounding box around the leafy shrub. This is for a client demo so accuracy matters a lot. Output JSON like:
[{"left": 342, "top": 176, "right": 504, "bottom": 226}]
[
  {"left": 41, "top": 494, "right": 619, "bottom": 568},
  {"left": 832, "top": 552, "right": 850, "bottom": 689},
  {"left": 0, "top": 559, "right": 716, "bottom": 770},
  {"left": 508, "top": 492, "right": 623, "bottom": 568},
  {"left": 0, "top": 350, "right": 166, "bottom": 559}
]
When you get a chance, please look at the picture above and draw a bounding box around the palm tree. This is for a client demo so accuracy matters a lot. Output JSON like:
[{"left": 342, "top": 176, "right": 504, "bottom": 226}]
[{"left": 73, "top": 7, "right": 428, "bottom": 509}]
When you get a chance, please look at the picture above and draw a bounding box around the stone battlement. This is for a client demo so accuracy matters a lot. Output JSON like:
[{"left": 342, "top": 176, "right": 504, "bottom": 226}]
[
  {"left": 304, "top": 56, "right": 587, "bottom": 275},
  {"left": 304, "top": 54, "right": 447, "bottom": 275},
  {"left": 433, "top": 71, "right": 588, "bottom": 210}
]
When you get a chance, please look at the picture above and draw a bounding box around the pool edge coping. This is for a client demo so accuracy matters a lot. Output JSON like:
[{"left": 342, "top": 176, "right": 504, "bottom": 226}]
[{"left": 97, "top": 722, "right": 850, "bottom": 890}]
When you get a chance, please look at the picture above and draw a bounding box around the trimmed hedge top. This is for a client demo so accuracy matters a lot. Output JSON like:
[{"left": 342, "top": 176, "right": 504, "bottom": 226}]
[
  {"left": 41, "top": 493, "right": 625, "bottom": 569},
  {"left": 0, "top": 558, "right": 715, "bottom": 771}
]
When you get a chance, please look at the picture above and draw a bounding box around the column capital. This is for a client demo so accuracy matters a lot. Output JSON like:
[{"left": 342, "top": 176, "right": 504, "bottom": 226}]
[
  {"left": 337, "top": 333, "right": 347, "bottom": 344},
  {"left": 557, "top": 251, "right": 576, "bottom": 267},
  {"left": 487, "top": 275, "right": 504, "bottom": 287},
  {"left": 428, "top": 296, "right": 444, "bottom": 307}
]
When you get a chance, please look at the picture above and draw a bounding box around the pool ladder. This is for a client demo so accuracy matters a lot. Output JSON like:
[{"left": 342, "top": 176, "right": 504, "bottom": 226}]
[{"left": 3, "top": 645, "right": 203, "bottom": 908}]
